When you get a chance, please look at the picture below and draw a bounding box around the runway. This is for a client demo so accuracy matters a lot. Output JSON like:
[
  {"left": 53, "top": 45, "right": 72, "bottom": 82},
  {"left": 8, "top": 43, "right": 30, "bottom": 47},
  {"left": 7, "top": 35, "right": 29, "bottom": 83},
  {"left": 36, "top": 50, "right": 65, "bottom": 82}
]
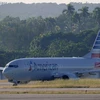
[
  {"left": 1, "top": 87, "right": 100, "bottom": 92},
  {"left": 0, "top": 94, "right": 100, "bottom": 100}
]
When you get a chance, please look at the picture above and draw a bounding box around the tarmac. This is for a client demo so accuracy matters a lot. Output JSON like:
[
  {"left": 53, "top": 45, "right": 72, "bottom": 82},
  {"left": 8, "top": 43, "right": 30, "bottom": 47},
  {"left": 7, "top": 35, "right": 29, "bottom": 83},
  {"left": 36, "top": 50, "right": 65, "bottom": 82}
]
[{"left": 0, "top": 94, "right": 100, "bottom": 100}]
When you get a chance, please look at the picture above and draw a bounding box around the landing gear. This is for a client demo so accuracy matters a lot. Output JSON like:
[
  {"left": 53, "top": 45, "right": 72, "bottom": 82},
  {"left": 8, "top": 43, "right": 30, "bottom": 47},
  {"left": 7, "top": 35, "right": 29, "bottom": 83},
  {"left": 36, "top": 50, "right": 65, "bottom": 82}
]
[
  {"left": 8, "top": 80, "right": 18, "bottom": 86},
  {"left": 13, "top": 81, "right": 19, "bottom": 86},
  {"left": 62, "top": 75, "right": 69, "bottom": 79},
  {"left": 51, "top": 76, "right": 55, "bottom": 80},
  {"left": 12, "top": 81, "right": 29, "bottom": 86},
  {"left": 9, "top": 79, "right": 30, "bottom": 86},
  {"left": 13, "top": 83, "right": 18, "bottom": 86}
]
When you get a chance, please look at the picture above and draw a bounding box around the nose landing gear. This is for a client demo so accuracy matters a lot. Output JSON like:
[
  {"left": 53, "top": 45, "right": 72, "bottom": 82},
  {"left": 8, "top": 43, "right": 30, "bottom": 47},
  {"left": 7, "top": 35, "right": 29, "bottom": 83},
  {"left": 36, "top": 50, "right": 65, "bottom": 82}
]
[
  {"left": 13, "top": 80, "right": 20, "bottom": 86},
  {"left": 8, "top": 80, "right": 19, "bottom": 86},
  {"left": 9, "top": 79, "right": 30, "bottom": 86}
]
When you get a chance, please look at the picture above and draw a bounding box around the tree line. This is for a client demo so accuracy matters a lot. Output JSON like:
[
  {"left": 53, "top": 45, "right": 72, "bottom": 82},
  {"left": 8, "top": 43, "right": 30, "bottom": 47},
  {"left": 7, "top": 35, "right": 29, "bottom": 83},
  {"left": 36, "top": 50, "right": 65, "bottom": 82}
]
[{"left": 0, "top": 4, "right": 100, "bottom": 66}]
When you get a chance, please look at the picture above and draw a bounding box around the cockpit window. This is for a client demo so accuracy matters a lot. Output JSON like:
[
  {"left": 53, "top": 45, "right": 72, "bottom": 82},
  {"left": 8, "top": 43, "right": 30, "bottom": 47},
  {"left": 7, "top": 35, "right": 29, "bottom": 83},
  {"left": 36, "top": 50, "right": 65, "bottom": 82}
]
[{"left": 8, "top": 65, "right": 18, "bottom": 68}]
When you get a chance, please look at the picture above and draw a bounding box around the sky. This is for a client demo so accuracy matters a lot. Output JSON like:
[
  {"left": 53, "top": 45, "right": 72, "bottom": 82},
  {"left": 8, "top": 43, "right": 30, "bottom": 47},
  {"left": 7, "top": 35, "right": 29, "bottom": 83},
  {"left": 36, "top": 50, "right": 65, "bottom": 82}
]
[{"left": 0, "top": 0, "right": 100, "bottom": 4}]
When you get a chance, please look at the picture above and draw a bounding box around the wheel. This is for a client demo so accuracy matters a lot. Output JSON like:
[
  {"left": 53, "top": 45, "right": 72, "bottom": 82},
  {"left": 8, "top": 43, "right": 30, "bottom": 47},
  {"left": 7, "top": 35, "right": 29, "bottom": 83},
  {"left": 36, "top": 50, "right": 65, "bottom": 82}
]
[
  {"left": 51, "top": 76, "right": 55, "bottom": 80},
  {"left": 13, "top": 83, "right": 17, "bottom": 86},
  {"left": 62, "top": 75, "right": 69, "bottom": 79}
]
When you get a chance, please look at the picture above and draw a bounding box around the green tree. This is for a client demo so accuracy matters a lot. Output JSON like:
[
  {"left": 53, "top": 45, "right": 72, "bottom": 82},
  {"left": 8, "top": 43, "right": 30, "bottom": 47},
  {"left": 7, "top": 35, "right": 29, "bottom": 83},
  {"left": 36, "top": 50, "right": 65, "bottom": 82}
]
[
  {"left": 93, "top": 7, "right": 100, "bottom": 26},
  {"left": 62, "top": 4, "right": 75, "bottom": 32},
  {"left": 78, "top": 6, "right": 89, "bottom": 21},
  {"left": 72, "top": 12, "right": 80, "bottom": 32},
  {"left": 78, "top": 6, "right": 90, "bottom": 30}
]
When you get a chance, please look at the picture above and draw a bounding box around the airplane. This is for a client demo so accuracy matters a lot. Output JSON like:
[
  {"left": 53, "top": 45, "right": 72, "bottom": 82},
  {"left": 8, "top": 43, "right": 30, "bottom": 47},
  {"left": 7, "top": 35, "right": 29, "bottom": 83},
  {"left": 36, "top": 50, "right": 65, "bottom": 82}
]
[{"left": 1, "top": 30, "right": 100, "bottom": 86}]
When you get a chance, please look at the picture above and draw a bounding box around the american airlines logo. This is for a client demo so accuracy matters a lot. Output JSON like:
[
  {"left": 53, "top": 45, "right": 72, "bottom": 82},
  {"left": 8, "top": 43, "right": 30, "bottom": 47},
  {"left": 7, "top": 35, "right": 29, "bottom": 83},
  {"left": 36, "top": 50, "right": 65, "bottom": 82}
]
[
  {"left": 95, "top": 62, "right": 100, "bottom": 68},
  {"left": 28, "top": 61, "right": 58, "bottom": 71}
]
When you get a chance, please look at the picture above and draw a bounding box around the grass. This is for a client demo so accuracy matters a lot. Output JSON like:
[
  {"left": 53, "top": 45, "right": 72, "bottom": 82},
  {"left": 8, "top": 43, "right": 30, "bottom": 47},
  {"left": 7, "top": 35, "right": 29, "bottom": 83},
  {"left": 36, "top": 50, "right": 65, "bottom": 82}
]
[
  {"left": 0, "top": 79, "right": 100, "bottom": 94},
  {"left": 13, "top": 79, "right": 100, "bottom": 88},
  {"left": 1, "top": 79, "right": 100, "bottom": 88},
  {"left": 0, "top": 90, "right": 100, "bottom": 94}
]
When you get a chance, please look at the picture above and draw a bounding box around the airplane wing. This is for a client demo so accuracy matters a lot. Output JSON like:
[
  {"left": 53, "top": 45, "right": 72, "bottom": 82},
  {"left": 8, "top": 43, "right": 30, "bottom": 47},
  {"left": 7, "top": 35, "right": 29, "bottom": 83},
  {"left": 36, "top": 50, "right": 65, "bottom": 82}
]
[
  {"left": 52, "top": 72, "right": 79, "bottom": 80},
  {"left": 52, "top": 69, "right": 100, "bottom": 80},
  {"left": 74, "top": 69, "right": 100, "bottom": 77}
]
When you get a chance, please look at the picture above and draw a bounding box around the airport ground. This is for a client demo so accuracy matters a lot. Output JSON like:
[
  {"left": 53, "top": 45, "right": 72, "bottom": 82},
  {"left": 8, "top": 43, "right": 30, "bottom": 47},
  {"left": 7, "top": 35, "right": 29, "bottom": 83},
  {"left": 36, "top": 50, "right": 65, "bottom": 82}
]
[
  {"left": 0, "top": 94, "right": 100, "bottom": 100},
  {"left": 0, "top": 80, "right": 100, "bottom": 100}
]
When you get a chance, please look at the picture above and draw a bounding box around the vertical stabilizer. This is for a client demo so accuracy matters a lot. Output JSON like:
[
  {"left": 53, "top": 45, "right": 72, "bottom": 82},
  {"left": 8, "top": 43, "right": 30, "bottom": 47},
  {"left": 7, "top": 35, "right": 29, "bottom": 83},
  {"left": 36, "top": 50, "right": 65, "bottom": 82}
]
[{"left": 91, "top": 30, "right": 100, "bottom": 58}]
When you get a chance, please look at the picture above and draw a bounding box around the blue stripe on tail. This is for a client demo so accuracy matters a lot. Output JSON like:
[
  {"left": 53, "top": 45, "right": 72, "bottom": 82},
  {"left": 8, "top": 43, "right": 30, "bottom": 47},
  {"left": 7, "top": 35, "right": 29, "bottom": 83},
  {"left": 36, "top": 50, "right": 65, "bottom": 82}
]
[{"left": 84, "top": 30, "right": 100, "bottom": 58}]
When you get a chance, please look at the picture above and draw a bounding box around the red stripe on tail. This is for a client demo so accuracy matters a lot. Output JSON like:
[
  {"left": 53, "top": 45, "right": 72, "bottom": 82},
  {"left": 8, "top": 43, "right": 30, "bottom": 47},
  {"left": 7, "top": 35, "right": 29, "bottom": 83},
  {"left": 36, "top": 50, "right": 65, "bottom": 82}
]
[
  {"left": 91, "top": 53, "right": 100, "bottom": 58},
  {"left": 95, "top": 62, "right": 100, "bottom": 68}
]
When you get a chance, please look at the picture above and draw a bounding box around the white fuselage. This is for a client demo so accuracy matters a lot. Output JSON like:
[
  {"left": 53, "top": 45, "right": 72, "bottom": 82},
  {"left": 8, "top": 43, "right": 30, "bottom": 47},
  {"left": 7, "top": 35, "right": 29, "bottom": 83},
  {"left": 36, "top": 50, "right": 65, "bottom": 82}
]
[{"left": 2, "top": 57, "right": 100, "bottom": 83}]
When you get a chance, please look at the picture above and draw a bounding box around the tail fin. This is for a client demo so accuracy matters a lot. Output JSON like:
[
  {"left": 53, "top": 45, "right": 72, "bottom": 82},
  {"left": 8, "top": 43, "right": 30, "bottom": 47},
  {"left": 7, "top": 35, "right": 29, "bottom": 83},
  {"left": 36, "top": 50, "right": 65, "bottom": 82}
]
[
  {"left": 91, "top": 30, "right": 100, "bottom": 58},
  {"left": 84, "top": 30, "right": 100, "bottom": 58}
]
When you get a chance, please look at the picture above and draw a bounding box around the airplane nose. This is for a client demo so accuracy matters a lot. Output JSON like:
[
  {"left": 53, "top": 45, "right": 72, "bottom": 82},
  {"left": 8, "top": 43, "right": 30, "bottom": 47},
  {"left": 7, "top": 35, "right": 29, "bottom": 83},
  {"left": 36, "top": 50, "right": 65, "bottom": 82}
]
[
  {"left": 2, "top": 68, "right": 7, "bottom": 75},
  {"left": 2, "top": 68, "right": 9, "bottom": 78}
]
